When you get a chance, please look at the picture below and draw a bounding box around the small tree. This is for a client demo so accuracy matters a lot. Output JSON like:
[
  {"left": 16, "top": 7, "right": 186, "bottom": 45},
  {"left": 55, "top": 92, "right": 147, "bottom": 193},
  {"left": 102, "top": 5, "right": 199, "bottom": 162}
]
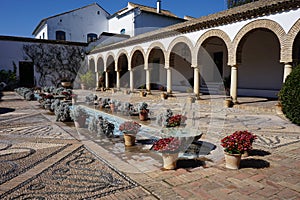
[{"left": 279, "top": 65, "right": 300, "bottom": 125}]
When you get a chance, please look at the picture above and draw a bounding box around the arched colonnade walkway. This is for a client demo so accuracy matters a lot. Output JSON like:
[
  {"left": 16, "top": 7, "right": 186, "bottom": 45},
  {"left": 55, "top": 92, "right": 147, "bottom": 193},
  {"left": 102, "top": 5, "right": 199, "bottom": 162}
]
[{"left": 87, "top": 8, "right": 300, "bottom": 102}]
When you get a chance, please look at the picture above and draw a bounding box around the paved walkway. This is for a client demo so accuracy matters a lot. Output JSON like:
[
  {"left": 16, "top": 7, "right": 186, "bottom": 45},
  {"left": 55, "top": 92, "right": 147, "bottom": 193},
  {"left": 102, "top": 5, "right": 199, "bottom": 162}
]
[{"left": 0, "top": 90, "right": 299, "bottom": 199}]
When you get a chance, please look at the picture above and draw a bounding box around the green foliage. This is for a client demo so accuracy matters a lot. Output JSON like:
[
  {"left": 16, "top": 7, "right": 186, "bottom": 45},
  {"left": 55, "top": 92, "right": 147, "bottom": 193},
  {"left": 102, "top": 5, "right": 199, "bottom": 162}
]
[
  {"left": 279, "top": 65, "right": 300, "bottom": 125},
  {"left": 23, "top": 44, "right": 84, "bottom": 86},
  {"left": 227, "top": 0, "right": 258, "bottom": 9},
  {"left": 0, "top": 62, "right": 18, "bottom": 90},
  {"left": 80, "top": 71, "right": 95, "bottom": 88}
]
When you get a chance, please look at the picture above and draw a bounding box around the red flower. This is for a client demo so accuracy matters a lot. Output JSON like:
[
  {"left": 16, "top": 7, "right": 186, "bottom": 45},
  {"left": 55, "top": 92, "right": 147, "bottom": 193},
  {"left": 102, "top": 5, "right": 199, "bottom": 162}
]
[
  {"left": 221, "top": 131, "right": 257, "bottom": 154},
  {"left": 152, "top": 137, "right": 181, "bottom": 153},
  {"left": 167, "top": 114, "right": 187, "bottom": 127}
]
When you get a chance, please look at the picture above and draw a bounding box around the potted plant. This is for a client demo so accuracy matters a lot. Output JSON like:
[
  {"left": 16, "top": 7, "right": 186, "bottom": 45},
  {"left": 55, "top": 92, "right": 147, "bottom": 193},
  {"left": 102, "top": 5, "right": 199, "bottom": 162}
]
[
  {"left": 70, "top": 106, "right": 89, "bottom": 128},
  {"left": 151, "top": 137, "right": 181, "bottom": 170},
  {"left": 221, "top": 130, "right": 257, "bottom": 169},
  {"left": 167, "top": 114, "right": 187, "bottom": 127},
  {"left": 61, "top": 78, "right": 72, "bottom": 88},
  {"left": 54, "top": 102, "right": 72, "bottom": 122},
  {"left": 70, "top": 94, "right": 78, "bottom": 104},
  {"left": 109, "top": 99, "right": 120, "bottom": 113},
  {"left": 119, "top": 121, "right": 141, "bottom": 146},
  {"left": 138, "top": 102, "right": 149, "bottom": 121}
]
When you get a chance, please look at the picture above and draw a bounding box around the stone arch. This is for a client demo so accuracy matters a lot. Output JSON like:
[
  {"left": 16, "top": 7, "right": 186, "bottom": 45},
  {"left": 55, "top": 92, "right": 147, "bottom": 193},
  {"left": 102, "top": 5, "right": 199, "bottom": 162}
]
[
  {"left": 231, "top": 19, "right": 286, "bottom": 65},
  {"left": 146, "top": 42, "right": 167, "bottom": 90},
  {"left": 96, "top": 55, "right": 105, "bottom": 72},
  {"left": 130, "top": 46, "right": 145, "bottom": 70},
  {"left": 88, "top": 57, "right": 96, "bottom": 71},
  {"left": 145, "top": 41, "right": 167, "bottom": 66},
  {"left": 167, "top": 36, "right": 194, "bottom": 92},
  {"left": 116, "top": 50, "right": 129, "bottom": 84},
  {"left": 105, "top": 52, "right": 115, "bottom": 70},
  {"left": 195, "top": 29, "right": 231, "bottom": 66},
  {"left": 167, "top": 36, "right": 194, "bottom": 66},
  {"left": 116, "top": 49, "right": 129, "bottom": 63},
  {"left": 284, "top": 18, "right": 300, "bottom": 63}
]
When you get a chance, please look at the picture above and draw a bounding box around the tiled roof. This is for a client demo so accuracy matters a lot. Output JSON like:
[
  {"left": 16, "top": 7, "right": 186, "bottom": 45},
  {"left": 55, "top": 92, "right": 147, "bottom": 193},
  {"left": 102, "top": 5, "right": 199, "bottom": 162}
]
[
  {"left": 109, "top": 2, "right": 180, "bottom": 19},
  {"left": 90, "top": 0, "right": 300, "bottom": 54},
  {"left": 128, "top": 2, "right": 178, "bottom": 18}
]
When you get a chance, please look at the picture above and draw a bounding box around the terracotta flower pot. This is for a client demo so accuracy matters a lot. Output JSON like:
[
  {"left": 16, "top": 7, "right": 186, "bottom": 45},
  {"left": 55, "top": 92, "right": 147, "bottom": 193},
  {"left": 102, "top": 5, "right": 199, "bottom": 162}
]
[
  {"left": 224, "top": 152, "right": 241, "bottom": 169},
  {"left": 162, "top": 153, "right": 178, "bottom": 170},
  {"left": 74, "top": 116, "right": 87, "bottom": 128},
  {"left": 123, "top": 133, "right": 136, "bottom": 146},
  {"left": 139, "top": 112, "right": 148, "bottom": 121}
]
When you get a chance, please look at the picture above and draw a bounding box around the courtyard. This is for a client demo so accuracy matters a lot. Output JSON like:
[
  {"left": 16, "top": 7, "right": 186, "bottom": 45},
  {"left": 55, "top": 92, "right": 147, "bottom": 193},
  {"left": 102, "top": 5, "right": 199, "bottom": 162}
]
[{"left": 0, "top": 90, "right": 299, "bottom": 199}]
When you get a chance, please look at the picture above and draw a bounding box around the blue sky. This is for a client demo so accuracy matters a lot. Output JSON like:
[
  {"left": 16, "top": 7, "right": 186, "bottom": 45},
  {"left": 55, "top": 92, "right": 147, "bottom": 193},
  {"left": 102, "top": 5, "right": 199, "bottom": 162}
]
[{"left": 0, "top": 0, "right": 226, "bottom": 38}]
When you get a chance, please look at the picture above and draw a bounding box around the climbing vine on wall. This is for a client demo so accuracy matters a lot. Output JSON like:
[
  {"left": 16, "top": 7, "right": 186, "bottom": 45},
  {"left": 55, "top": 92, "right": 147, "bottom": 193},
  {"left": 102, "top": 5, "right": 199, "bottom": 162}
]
[{"left": 23, "top": 43, "right": 85, "bottom": 86}]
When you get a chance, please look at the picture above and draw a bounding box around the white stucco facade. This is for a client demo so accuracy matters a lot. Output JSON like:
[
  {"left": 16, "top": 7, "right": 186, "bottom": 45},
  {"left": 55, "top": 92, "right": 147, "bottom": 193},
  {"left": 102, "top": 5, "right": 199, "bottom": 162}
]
[{"left": 33, "top": 4, "right": 110, "bottom": 43}]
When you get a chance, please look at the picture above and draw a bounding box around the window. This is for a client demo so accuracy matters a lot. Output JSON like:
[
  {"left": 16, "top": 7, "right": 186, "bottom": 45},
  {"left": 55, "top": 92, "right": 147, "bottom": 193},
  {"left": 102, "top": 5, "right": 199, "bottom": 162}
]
[
  {"left": 87, "top": 33, "right": 97, "bottom": 42},
  {"left": 120, "top": 29, "right": 126, "bottom": 34},
  {"left": 56, "top": 31, "right": 66, "bottom": 41},
  {"left": 42, "top": 32, "right": 45, "bottom": 39}
]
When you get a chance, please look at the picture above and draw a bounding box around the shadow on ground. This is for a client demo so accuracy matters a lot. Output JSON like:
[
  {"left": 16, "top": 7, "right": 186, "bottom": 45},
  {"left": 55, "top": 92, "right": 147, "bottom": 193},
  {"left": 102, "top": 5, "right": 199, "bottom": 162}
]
[
  {"left": 249, "top": 149, "right": 271, "bottom": 156},
  {"left": 0, "top": 107, "right": 15, "bottom": 114},
  {"left": 240, "top": 158, "right": 270, "bottom": 169}
]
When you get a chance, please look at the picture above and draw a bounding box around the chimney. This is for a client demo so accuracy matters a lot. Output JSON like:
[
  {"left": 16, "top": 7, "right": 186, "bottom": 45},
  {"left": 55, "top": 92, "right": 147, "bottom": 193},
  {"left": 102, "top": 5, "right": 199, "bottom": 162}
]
[{"left": 157, "top": 0, "right": 161, "bottom": 13}]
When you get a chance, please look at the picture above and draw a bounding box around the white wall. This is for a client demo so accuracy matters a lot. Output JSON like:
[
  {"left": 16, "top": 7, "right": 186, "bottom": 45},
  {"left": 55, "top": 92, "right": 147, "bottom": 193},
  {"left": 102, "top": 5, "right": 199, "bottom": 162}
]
[
  {"left": 135, "top": 12, "right": 184, "bottom": 36},
  {"left": 0, "top": 40, "right": 29, "bottom": 75},
  {"left": 35, "top": 24, "right": 48, "bottom": 39},
  {"left": 45, "top": 5, "right": 109, "bottom": 43},
  {"left": 108, "top": 11, "right": 135, "bottom": 37}
]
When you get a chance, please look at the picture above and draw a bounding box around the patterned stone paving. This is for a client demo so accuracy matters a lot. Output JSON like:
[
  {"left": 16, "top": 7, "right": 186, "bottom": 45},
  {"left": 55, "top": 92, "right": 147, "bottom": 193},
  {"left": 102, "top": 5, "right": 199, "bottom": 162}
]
[
  {"left": 0, "top": 140, "right": 69, "bottom": 185},
  {"left": 0, "top": 91, "right": 299, "bottom": 199},
  {"left": 1, "top": 146, "right": 141, "bottom": 199}
]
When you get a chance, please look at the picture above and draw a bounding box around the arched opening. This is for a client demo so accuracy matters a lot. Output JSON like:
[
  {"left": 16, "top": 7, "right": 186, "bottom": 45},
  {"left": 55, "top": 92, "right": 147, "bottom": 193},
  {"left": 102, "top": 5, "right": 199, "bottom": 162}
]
[
  {"left": 97, "top": 57, "right": 105, "bottom": 88},
  {"left": 131, "top": 50, "right": 145, "bottom": 89},
  {"left": 106, "top": 55, "right": 116, "bottom": 88},
  {"left": 292, "top": 31, "right": 300, "bottom": 66},
  {"left": 199, "top": 37, "right": 229, "bottom": 94},
  {"left": 169, "top": 42, "right": 193, "bottom": 92},
  {"left": 117, "top": 54, "right": 129, "bottom": 88},
  {"left": 237, "top": 28, "right": 282, "bottom": 98},
  {"left": 89, "top": 58, "right": 95, "bottom": 72},
  {"left": 148, "top": 47, "right": 166, "bottom": 90}
]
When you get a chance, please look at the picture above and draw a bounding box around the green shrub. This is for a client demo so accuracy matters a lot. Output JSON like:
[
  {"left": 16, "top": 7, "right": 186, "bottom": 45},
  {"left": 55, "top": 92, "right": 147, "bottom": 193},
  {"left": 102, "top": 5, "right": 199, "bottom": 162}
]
[{"left": 279, "top": 64, "right": 300, "bottom": 125}]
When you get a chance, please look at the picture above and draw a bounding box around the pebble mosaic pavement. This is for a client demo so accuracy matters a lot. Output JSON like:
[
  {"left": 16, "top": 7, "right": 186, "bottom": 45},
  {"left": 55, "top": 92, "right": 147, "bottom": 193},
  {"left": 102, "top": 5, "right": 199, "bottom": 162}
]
[{"left": 0, "top": 91, "right": 299, "bottom": 199}]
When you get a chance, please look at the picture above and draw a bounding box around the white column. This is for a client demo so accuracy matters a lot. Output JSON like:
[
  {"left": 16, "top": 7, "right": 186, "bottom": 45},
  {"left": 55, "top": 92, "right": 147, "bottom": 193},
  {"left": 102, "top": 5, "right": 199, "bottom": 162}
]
[
  {"left": 230, "top": 65, "right": 238, "bottom": 103},
  {"left": 283, "top": 63, "right": 293, "bottom": 83},
  {"left": 96, "top": 72, "right": 99, "bottom": 89},
  {"left": 116, "top": 71, "right": 120, "bottom": 90},
  {"left": 146, "top": 69, "right": 151, "bottom": 91},
  {"left": 193, "top": 66, "right": 200, "bottom": 96},
  {"left": 167, "top": 68, "right": 172, "bottom": 93},
  {"left": 130, "top": 70, "right": 134, "bottom": 92},
  {"left": 105, "top": 71, "right": 109, "bottom": 88}
]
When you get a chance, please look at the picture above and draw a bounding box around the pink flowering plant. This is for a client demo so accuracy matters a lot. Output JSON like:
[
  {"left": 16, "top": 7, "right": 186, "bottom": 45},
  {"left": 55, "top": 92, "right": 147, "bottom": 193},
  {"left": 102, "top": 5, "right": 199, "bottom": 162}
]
[
  {"left": 221, "top": 131, "right": 257, "bottom": 154},
  {"left": 152, "top": 137, "right": 181, "bottom": 153},
  {"left": 119, "top": 121, "right": 141, "bottom": 135}
]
